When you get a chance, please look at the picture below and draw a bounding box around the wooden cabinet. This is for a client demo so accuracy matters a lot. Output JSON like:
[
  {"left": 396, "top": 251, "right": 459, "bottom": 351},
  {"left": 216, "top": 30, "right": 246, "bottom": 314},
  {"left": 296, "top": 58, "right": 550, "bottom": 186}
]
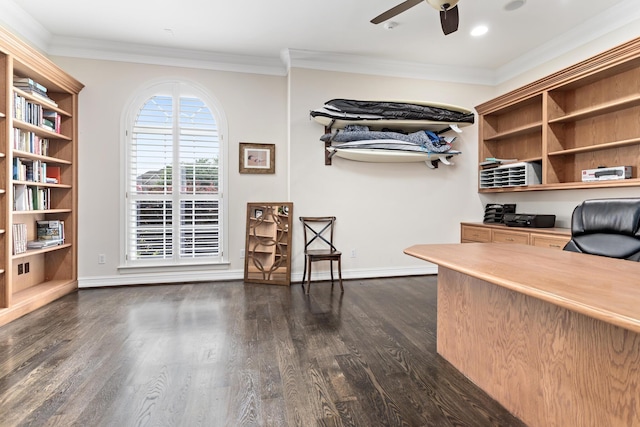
[
  {"left": 461, "top": 222, "right": 571, "bottom": 249},
  {"left": 0, "top": 27, "right": 83, "bottom": 327},
  {"left": 244, "top": 202, "right": 293, "bottom": 285},
  {"left": 476, "top": 37, "right": 640, "bottom": 192}
]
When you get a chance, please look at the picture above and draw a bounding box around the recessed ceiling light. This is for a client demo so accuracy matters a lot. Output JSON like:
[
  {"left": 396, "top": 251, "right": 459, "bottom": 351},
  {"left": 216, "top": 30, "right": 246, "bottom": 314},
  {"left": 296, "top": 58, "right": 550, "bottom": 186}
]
[
  {"left": 504, "top": 0, "right": 526, "bottom": 11},
  {"left": 470, "top": 25, "right": 488, "bottom": 37}
]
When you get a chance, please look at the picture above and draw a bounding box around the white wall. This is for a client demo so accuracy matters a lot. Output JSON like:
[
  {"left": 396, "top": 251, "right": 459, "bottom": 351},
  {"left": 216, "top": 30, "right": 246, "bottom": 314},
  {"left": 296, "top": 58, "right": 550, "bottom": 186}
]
[
  {"left": 51, "top": 57, "right": 287, "bottom": 287},
  {"left": 288, "top": 68, "right": 493, "bottom": 278},
  {"left": 51, "top": 22, "right": 640, "bottom": 287}
]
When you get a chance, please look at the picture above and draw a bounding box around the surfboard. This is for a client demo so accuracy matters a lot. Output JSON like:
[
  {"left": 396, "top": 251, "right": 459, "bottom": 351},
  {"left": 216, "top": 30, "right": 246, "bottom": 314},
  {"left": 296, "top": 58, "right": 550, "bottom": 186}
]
[
  {"left": 311, "top": 99, "right": 474, "bottom": 132},
  {"left": 326, "top": 147, "right": 461, "bottom": 169}
]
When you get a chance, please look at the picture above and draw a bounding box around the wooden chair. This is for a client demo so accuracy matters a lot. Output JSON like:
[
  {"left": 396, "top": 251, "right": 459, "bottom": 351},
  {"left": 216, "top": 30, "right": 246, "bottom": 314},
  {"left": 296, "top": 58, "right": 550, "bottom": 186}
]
[{"left": 299, "top": 216, "right": 343, "bottom": 294}]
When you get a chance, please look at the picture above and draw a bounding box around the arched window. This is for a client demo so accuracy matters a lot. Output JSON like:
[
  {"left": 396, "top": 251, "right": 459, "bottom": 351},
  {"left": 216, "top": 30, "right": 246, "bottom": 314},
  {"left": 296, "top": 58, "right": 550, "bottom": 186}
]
[{"left": 123, "top": 81, "right": 226, "bottom": 266}]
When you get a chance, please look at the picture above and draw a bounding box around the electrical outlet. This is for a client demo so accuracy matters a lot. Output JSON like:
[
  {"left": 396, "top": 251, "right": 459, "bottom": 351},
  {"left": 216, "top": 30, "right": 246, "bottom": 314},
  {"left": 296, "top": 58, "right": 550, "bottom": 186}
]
[
  {"left": 240, "top": 249, "right": 245, "bottom": 259},
  {"left": 350, "top": 249, "right": 357, "bottom": 258},
  {"left": 24, "top": 262, "right": 29, "bottom": 273},
  {"left": 98, "top": 254, "right": 106, "bottom": 264},
  {"left": 18, "top": 263, "right": 23, "bottom": 275}
]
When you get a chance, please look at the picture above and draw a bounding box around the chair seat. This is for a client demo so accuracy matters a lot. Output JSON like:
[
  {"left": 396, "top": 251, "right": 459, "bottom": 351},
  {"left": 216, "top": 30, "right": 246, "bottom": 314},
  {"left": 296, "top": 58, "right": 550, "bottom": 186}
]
[
  {"left": 306, "top": 249, "right": 341, "bottom": 258},
  {"left": 300, "top": 216, "right": 343, "bottom": 294}
]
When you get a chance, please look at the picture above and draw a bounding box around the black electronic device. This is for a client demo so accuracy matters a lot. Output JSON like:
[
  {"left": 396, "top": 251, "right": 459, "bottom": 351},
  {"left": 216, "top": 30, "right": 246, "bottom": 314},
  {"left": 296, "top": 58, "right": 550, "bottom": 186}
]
[
  {"left": 503, "top": 213, "right": 556, "bottom": 228},
  {"left": 483, "top": 203, "right": 516, "bottom": 224}
]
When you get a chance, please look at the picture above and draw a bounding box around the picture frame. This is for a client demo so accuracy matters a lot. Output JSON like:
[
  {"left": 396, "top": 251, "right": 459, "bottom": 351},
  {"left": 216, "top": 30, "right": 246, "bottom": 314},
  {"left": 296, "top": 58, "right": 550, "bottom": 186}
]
[
  {"left": 239, "top": 143, "right": 275, "bottom": 174},
  {"left": 254, "top": 209, "right": 263, "bottom": 218}
]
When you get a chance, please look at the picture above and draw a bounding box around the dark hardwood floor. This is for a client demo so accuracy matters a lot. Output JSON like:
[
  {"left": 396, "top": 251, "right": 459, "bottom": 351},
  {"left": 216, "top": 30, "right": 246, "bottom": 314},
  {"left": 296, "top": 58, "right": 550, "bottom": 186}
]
[{"left": 0, "top": 276, "right": 526, "bottom": 427}]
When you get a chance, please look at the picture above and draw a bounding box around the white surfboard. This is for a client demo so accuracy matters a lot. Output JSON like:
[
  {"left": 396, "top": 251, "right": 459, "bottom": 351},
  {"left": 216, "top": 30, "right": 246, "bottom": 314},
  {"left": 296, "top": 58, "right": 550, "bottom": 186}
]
[{"left": 326, "top": 147, "right": 461, "bottom": 169}]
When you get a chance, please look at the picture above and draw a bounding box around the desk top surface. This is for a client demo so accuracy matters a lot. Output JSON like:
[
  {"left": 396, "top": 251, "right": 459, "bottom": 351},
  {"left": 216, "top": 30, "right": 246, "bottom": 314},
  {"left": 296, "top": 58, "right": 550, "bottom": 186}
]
[{"left": 405, "top": 243, "right": 640, "bottom": 334}]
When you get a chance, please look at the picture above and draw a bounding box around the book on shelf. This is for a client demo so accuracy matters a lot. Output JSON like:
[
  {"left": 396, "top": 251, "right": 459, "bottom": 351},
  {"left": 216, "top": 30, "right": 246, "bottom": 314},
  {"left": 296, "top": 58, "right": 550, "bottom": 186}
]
[
  {"left": 46, "top": 166, "right": 61, "bottom": 184},
  {"left": 13, "top": 93, "right": 43, "bottom": 125},
  {"left": 37, "top": 220, "right": 65, "bottom": 243},
  {"left": 13, "top": 76, "right": 58, "bottom": 107},
  {"left": 27, "top": 239, "right": 62, "bottom": 249},
  {"left": 13, "top": 158, "right": 47, "bottom": 183},
  {"left": 13, "top": 184, "right": 27, "bottom": 211},
  {"left": 13, "top": 185, "right": 51, "bottom": 211},
  {"left": 12, "top": 223, "right": 28, "bottom": 254},
  {"left": 14, "top": 76, "right": 48, "bottom": 94},
  {"left": 42, "top": 111, "right": 61, "bottom": 132},
  {"left": 12, "top": 128, "right": 49, "bottom": 155}
]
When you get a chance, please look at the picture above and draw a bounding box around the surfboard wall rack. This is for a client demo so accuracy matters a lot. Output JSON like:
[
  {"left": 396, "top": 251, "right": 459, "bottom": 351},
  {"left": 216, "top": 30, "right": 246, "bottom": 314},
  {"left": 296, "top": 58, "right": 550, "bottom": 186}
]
[
  {"left": 311, "top": 99, "right": 474, "bottom": 168},
  {"left": 325, "top": 126, "right": 334, "bottom": 165}
]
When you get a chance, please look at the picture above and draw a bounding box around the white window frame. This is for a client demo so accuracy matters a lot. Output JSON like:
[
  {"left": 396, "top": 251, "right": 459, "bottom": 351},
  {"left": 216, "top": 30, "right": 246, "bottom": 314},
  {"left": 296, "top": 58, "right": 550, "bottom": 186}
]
[{"left": 120, "top": 79, "right": 229, "bottom": 268}]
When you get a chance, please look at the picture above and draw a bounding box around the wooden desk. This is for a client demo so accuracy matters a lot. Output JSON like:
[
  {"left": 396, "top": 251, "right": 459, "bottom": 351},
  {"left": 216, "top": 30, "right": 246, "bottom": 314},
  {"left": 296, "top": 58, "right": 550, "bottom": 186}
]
[{"left": 404, "top": 243, "right": 640, "bottom": 427}]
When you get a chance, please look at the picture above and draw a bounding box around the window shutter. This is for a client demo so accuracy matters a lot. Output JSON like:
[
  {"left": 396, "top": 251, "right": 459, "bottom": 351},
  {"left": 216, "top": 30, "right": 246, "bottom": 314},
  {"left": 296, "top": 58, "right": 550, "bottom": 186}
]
[{"left": 127, "top": 91, "right": 221, "bottom": 263}]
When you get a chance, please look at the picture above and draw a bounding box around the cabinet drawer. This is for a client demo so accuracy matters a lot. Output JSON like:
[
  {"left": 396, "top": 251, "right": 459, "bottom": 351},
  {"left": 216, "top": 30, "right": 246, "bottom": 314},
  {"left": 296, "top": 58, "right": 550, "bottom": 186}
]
[
  {"left": 461, "top": 225, "right": 491, "bottom": 243},
  {"left": 531, "top": 234, "right": 570, "bottom": 250},
  {"left": 492, "top": 230, "right": 529, "bottom": 245}
]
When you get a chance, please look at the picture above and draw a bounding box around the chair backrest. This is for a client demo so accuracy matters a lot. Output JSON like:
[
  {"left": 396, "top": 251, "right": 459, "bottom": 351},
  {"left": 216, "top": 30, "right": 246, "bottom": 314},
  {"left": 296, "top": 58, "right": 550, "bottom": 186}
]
[
  {"left": 300, "top": 216, "right": 338, "bottom": 252},
  {"left": 563, "top": 198, "right": 640, "bottom": 261}
]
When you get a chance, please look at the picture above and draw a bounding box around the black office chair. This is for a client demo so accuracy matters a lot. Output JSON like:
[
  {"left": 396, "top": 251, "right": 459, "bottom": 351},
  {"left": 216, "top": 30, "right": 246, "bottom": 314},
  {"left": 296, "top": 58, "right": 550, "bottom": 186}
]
[
  {"left": 563, "top": 198, "right": 640, "bottom": 261},
  {"left": 299, "top": 216, "right": 343, "bottom": 294}
]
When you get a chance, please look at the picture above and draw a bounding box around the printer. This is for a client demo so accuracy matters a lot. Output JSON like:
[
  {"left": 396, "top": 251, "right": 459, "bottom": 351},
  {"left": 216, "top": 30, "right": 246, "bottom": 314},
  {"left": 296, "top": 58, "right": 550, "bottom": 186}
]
[{"left": 503, "top": 213, "right": 556, "bottom": 228}]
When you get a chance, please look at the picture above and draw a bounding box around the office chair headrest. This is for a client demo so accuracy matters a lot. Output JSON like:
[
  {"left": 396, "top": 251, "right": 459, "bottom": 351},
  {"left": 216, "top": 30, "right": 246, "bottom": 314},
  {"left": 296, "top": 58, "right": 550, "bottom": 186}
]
[{"left": 573, "top": 198, "right": 640, "bottom": 237}]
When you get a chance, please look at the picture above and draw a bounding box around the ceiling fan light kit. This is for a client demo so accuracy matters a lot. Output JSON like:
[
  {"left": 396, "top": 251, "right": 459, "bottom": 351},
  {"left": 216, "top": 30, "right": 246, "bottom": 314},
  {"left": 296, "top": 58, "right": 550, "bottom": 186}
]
[
  {"left": 426, "top": 0, "right": 459, "bottom": 11},
  {"left": 371, "top": 0, "right": 461, "bottom": 35}
]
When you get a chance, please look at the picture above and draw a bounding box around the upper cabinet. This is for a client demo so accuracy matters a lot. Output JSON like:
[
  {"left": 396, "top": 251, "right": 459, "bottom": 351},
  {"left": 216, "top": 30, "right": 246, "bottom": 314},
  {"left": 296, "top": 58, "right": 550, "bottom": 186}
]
[{"left": 476, "top": 37, "right": 640, "bottom": 192}]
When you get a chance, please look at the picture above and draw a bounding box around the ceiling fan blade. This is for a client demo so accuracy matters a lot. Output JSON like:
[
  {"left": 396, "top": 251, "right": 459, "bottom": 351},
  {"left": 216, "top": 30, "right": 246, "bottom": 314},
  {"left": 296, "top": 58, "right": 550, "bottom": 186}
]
[
  {"left": 371, "top": 0, "right": 424, "bottom": 24},
  {"left": 439, "top": 4, "right": 459, "bottom": 35}
]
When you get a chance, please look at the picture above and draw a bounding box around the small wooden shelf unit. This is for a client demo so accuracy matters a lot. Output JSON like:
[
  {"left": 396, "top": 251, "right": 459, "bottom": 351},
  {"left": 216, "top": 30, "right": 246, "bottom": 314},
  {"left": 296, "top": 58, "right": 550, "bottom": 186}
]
[
  {"left": 0, "top": 27, "right": 84, "bottom": 327},
  {"left": 244, "top": 203, "right": 293, "bottom": 286},
  {"left": 476, "top": 37, "right": 640, "bottom": 192}
]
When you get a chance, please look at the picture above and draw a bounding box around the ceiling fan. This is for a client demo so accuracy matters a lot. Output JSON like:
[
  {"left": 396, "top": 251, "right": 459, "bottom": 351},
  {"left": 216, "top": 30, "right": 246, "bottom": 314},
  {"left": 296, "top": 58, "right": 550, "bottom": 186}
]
[{"left": 371, "top": 0, "right": 460, "bottom": 35}]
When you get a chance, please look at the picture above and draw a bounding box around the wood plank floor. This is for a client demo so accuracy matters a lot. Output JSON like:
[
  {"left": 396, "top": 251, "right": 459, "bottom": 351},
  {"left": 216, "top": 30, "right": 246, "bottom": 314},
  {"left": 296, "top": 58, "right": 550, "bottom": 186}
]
[{"left": 0, "top": 276, "right": 526, "bottom": 427}]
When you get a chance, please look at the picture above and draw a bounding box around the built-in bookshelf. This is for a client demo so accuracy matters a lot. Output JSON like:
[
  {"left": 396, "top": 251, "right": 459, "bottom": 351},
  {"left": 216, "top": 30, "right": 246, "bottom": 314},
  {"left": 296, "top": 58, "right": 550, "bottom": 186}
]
[
  {"left": 476, "top": 37, "right": 640, "bottom": 192},
  {"left": 0, "top": 26, "right": 83, "bottom": 327}
]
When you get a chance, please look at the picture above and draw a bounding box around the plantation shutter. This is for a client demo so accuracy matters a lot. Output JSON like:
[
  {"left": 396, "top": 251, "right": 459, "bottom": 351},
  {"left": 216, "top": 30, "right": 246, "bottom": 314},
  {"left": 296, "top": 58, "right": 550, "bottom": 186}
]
[{"left": 127, "top": 91, "right": 221, "bottom": 263}]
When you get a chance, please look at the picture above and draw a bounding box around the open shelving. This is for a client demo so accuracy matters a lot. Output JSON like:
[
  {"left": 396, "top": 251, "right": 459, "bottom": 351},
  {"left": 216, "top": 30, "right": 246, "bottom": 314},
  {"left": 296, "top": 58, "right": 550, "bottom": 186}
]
[
  {"left": 244, "top": 202, "right": 293, "bottom": 286},
  {"left": 476, "top": 37, "right": 640, "bottom": 192},
  {"left": 0, "top": 26, "right": 83, "bottom": 327}
]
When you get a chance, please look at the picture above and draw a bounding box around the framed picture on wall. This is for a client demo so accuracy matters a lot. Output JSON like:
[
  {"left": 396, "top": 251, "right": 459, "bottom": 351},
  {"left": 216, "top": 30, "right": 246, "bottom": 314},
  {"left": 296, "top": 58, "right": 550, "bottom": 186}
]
[{"left": 239, "top": 142, "right": 275, "bottom": 174}]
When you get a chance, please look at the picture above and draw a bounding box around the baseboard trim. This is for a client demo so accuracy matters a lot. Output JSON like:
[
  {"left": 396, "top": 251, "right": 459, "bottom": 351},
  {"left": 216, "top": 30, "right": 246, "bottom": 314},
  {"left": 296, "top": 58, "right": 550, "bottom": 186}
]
[{"left": 78, "top": 265, "right": 438, "bottom": 288}]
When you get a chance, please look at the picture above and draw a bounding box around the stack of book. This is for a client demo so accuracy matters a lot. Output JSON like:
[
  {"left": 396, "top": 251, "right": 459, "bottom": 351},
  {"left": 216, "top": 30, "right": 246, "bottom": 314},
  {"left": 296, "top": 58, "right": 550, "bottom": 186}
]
[
  {"left": 13, "top": 76, "right": 58, "bottom": 107},
  {"left": 27, "top": 220, "right": 65, "bottom": 249},
  {"left": 43, "top": 111, "right": 61, "bottom": 133}
]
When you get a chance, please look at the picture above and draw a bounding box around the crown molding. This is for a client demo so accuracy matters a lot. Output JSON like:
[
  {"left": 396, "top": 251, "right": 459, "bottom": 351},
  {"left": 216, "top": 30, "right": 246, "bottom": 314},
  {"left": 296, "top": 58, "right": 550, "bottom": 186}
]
[
  {"left": 0, "top": 1, "right": 51, "bottom": 54},
  {"left": 282, "top": 49, "right": 495, "bottom": 85},
  {"left": 496, "top": 0, "right": 640, "bottom": 84},
  {"left": 48, "top": 36, "right": 288, "bottom": 76}
]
